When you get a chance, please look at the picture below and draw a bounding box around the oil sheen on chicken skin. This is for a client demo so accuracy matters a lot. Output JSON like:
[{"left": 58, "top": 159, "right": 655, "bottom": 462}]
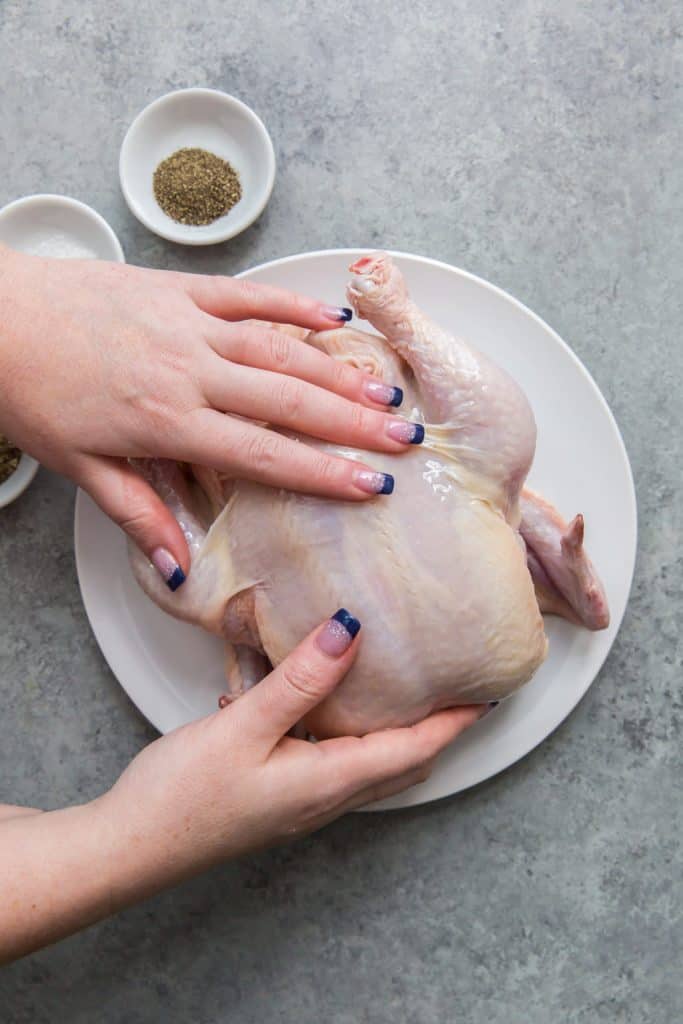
[{"left": 130, "top": 253, "right": 608, "bottom": 738}]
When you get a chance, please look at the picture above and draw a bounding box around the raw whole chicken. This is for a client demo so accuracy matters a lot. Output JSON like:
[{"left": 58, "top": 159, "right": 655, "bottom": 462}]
[{"left": 130, "top": 253, "right": 609, "bottom": 737}]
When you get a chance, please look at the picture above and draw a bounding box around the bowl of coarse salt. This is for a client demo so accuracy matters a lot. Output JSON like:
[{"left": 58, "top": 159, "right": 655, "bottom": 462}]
[
  {"left": 119, "top": 88, "right": 276, "bottom": 245},
  {"left": 0, "top": 194, "right": 124, "bottom": 262}
]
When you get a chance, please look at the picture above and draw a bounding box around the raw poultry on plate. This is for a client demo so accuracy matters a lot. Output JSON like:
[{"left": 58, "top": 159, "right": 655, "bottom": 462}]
[{"left": 130, "top": 253, "right": 609, "bottom": 737}]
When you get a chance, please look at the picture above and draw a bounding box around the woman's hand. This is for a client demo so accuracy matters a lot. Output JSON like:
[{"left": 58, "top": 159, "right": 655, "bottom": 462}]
[
  {"left": 0, "top": 611, "right": 487, "bottom": 962},
  {"left": 0, "top": 247, "right": 419, "bottom": 577},
  {"left": 102, "top": 612, "right": 487, "bottom": 883}
]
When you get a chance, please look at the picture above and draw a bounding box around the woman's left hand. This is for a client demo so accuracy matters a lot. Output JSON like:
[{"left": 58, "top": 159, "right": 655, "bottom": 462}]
[{"left": 0, "top": 247, "right": 416, "bottom": 580}]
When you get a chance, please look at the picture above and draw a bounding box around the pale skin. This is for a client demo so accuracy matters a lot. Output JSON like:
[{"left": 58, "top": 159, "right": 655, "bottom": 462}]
[
  {"left": 0, "top": 247, "right": 484, "bottom": 963},
  {"left": 0, "top": 246, "right": 424, "bottom": 579}
]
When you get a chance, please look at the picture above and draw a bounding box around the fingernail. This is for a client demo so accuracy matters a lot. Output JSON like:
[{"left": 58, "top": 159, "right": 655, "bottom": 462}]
[
  {"left": 354, "top": 469, "right": 395, "bottom": 495},
  {"left": 481, "top": 701, "right": 500, "bottom": 718},
  {"left": 316, "top": 608, "right": 362, "bottom": 657},
  {"left": 322, "top": 305, "right": 353, "bottom": 323},
  {"left": 386, "top": 420, "right": 425, "bottom": 445},
  {"left": 363, "top": 381, "right": 403, "bottom": 407},
  {"left": 151, "top": 547, "right": 186, "bottom": 592}
]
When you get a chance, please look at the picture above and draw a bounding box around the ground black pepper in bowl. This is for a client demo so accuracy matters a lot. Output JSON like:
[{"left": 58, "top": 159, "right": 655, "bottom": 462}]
[
  {"left": 0, "top": 435, "right": 21, "bottom": 484},
  {"left": 153, "top": 147, "right": 242, "bottom": 225}
]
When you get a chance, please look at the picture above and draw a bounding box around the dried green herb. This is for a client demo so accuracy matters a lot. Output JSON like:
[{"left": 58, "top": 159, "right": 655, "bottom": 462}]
[
  {"left": 153, "top": 147, "right": 242, "bottom": 225},
  {"left": 0, "top": 435, "right": 21, "bottom": 485}
]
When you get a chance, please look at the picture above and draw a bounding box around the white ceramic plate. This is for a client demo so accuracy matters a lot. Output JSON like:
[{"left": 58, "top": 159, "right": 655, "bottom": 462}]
[{"left": 74, "top": 250, "right": 637, "bottom": 809}]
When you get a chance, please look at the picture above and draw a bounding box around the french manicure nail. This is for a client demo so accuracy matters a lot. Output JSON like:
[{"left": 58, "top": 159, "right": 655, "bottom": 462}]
[
  {"left": 354, "top": 470, "right": 395, "bottom": 495},
  {"left": 316, "top": 608, "right": 362, "bottom": 657},
  {"left": 151, "top": 547, "right": 186, "bottom": 592},
  {"left": 322, "top": 305, "right": 353, "bottom": 323},
  {"left": 364, "top": 381, "right": 404, "bottom": 407},
  {"left": 386, "top": 420, "right": 425, "bottom": 445}
]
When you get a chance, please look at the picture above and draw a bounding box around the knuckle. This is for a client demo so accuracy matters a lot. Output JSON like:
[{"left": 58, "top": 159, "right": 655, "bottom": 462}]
[
  {"left": 117, "top": 499, "right": 155, "bottom": 540},
  {"left": 348, "top": 401, "right": 371, "bottom": 435},
  {"left": 242, "top": 431, "right": 280, "bottom": 473},
  {"left": 286, "top": 292, "right": 306, "bottom": 321},
  {"left": 268, "top": 331, "right": 293, "bottom": 369},
  {"left": 135, "top": 393, "right": 176, "bottom": 436},
  {"left": 236, "top": 279, "right": 261, "bottom": 309},
  {"left": 276, "top": 381, "right": 304, "bottom": 422},
  {"left": 279, "top": 660, "right": 323, "bottom": 703},
  {"left": 331, "top": 360, "right": 355, "bottom": 394},
  {"left": 156, "top": 343, "right": 193, "bottom": 380},
  {"left": 310, "top": 451, "right": 343, "bottom": 487}
]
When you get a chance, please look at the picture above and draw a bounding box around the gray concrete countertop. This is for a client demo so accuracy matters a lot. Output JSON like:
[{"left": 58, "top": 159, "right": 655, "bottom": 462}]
[{"left": 1, "top": 2, "right": 680, "bottom": 1021}]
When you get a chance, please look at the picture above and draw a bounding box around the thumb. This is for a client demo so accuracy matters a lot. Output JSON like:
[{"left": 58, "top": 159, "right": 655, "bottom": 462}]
[
  {"left": 77, "top": 455, "right": 190, "bottom": 591},
  {"left": 233, "top": 610, "right": 362, "bottom": 748}
]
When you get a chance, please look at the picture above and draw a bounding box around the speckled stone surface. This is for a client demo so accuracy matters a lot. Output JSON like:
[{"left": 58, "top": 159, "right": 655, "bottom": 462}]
[{"left": 0, "top": 1, "right": 681, "bottom": 1020}]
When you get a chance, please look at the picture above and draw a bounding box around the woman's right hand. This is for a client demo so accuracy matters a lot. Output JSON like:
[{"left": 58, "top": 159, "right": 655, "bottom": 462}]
[
  {"left": 0, "top": 611, "right": 488, "bottom": 963},
  {"left": 99, "top": 613, "right": 487, "bottom": 891}
]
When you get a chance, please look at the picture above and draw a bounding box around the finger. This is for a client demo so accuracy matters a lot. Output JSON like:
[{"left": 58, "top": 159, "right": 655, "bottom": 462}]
[
  {"left": 298, "top": 764, "right": 434, "bottom": 835},
  {"left": 231, "top": 610, "right": 362, "bottom": 749},
  {"left": 321, "top": 705, "right": 489, "bottom": 791},
  {"left": 183, "top": 274, "right": 354, "bottom": 333},
  {"left": 202, "top": 357, "right": 422, "bottom": 453},
  {"left": 76, "top": 455, "right": 189, "bottom": 589},
  {"left": 209, "top": 322, "right": 405, "bottom": 410},
  {"left": 339, "top": 761, "right": 436, "bottom": 814},
  {"left": 245, "top": 319, "right": 310, "bottom": 342},
  {"left": 174, "top": 409, "right": 396, "bottom": 500}
]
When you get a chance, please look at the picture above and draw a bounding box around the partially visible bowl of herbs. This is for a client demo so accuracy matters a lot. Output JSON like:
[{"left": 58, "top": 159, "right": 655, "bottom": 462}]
[
  {"left": 0, "top": 436, "right": 39, "bottom": 510},
  {"left": 119, "top": 88, "right": 276, "bottom": 245}
]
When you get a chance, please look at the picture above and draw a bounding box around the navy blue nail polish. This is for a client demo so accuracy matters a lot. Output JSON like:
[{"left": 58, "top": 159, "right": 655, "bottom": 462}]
[
  {"left": 152, "top": 548, "right": 187, "bottom": 591},
  {"left": 488, "top": 701, "right": 500, "bottom": 708},
  {"left": 410, "top": 423, "right": 425, "bottom": 444},
  {"left": 167, "top": 566, "right": 186, "bottom": 592},
  {"left": 388, "top": 386, "right": 404, "bottom": 407},
  {"left": 323, "top": 305, "right": 354, "bottom": 323},
  {"left": 379, "top": 473, "right": 395, "bottom": 495},
  {"left": 332, "top": 608, "right": 362, "bottom": 638}
]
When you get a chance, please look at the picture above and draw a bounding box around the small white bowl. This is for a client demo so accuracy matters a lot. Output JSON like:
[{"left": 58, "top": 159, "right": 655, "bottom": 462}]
[
  {"left": 0, "top": 194, "right": 124, "bottom": 262},
  {"left": 0, "top": 452, "right": 39, "bottom": 510},
  {"left": 119, "top": 88, "right": 276, "bottom": 246}
]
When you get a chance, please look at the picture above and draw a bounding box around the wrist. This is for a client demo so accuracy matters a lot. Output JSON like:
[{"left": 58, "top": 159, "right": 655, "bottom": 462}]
[{"left": 92, "top": 781, "right": 198, "bottom": 908}]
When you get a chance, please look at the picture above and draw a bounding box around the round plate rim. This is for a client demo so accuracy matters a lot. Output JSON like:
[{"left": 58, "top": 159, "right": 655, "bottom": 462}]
[{"left": 74, "top": 248, "right": 638, "bottom": 810}]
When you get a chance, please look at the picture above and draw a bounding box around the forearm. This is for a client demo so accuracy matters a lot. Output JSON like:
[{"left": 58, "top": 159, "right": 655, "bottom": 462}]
[{"left": 0, "top": 793, "right": 177, "bottom": 964}]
